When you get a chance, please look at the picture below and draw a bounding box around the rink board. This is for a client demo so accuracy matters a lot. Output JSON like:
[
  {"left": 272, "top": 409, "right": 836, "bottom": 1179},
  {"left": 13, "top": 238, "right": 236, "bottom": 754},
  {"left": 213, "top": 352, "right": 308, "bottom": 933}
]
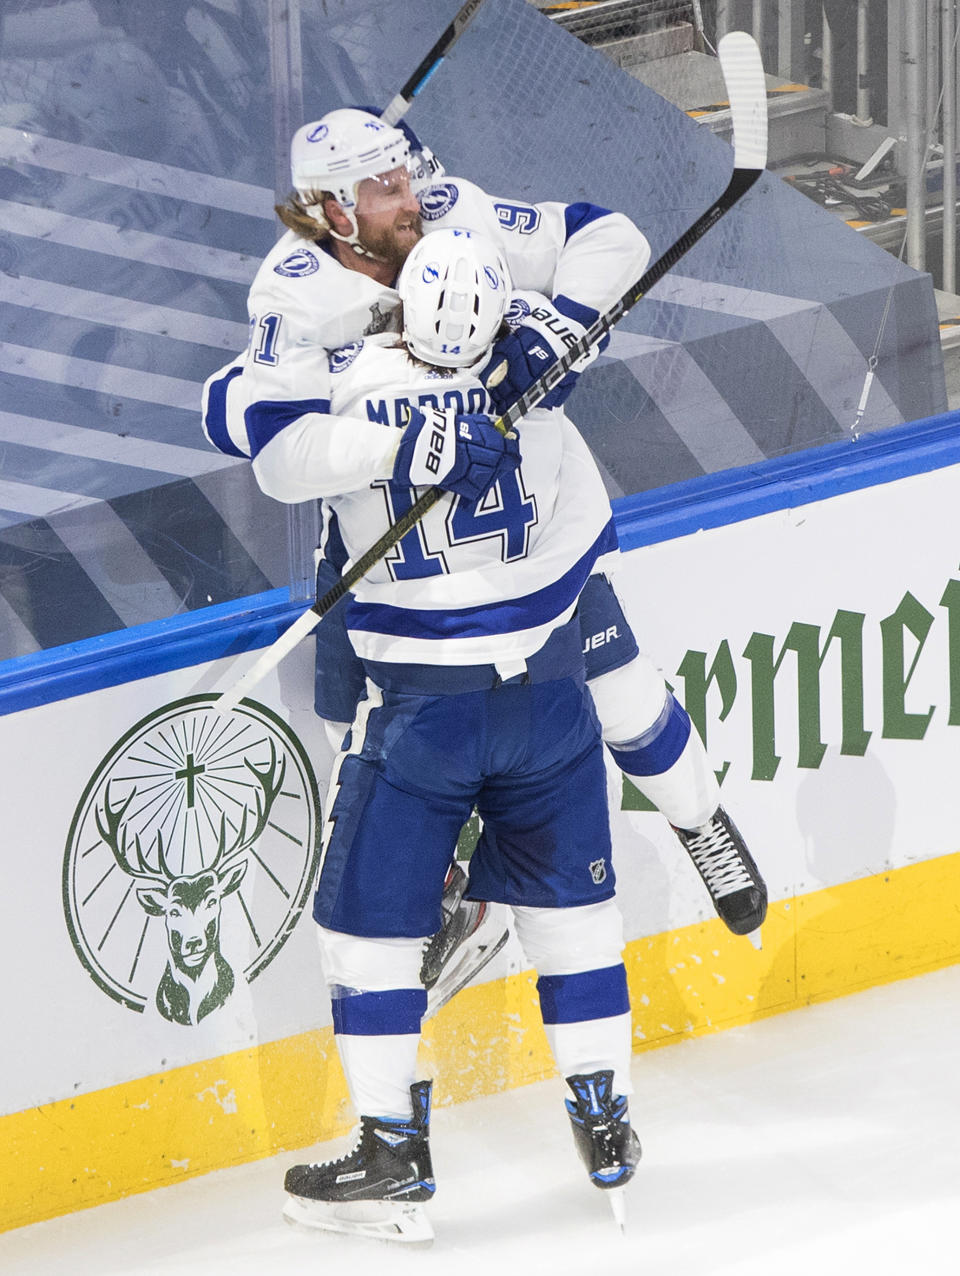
[{"left": 3, "top": 412, "right": 960, "bottom": 1230}]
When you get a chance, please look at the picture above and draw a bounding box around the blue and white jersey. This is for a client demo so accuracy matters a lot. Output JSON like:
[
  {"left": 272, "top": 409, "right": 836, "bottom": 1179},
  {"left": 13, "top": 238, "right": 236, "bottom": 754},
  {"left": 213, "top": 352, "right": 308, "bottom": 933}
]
[
  {"left": 201, "top": 177, "right": 650, "bottom": 462},
  {"left": 322, "top": 337, "right": 618, "bottom": 669}
]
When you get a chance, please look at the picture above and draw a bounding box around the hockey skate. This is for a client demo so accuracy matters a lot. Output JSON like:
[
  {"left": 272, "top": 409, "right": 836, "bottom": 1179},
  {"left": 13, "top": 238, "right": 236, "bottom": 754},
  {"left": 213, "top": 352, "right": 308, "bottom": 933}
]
[
  {"left": 672, "top": 805, "right": 767, "bottom": 939},
  {"left": 283, "top": 1080, "right": 435, "bottom": 1244},
  {"left": 565, "top": 1070, "right": 641, "bottom": 1230},
  {"left": 422, "top": 861, "right": 509, "bottom": 1017}
]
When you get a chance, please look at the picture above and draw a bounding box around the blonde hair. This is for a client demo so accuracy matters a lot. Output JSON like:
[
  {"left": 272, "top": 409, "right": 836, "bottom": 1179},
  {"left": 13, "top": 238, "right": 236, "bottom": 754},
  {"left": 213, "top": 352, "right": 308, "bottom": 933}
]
[{"left": 275, "top": 189, "right": 332, "bottom": 240}]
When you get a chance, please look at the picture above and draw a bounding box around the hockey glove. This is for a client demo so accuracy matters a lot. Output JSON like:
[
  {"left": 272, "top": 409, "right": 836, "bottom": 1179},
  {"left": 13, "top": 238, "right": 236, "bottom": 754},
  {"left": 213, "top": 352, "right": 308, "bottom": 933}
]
[
  {"left": 393, "top": 406, "right": 521, "bottom": 502},
  {"left": 479, "top": 292, "right": 606, "bottom": 413}
]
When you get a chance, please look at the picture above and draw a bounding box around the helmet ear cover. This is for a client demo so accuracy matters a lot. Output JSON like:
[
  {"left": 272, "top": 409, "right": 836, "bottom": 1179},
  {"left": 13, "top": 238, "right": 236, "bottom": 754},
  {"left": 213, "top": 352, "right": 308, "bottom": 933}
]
[{"left": 398, "top": 228, "right": 511, "bottom": 368}]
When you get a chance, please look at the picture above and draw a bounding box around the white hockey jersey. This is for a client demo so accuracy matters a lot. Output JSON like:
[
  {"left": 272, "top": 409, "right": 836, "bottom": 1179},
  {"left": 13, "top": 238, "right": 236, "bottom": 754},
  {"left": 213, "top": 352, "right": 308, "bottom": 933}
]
[
  {"left": 297, "top": 334, "right": 618, "bottom": 669},
  {"left": 201, "top": 176, "right": 650, "bottom": 461}
]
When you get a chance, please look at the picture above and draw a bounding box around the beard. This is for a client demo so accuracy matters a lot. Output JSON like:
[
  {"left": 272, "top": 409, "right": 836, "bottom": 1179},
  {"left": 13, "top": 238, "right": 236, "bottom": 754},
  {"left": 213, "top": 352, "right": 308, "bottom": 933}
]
[{"left": 359, "top": 211, "right": 423, "bottom": 268}]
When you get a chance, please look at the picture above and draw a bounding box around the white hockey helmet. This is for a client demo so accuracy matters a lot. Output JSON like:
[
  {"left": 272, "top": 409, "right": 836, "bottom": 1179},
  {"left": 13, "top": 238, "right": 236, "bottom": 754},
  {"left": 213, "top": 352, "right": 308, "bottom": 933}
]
[
  {"left": 290, "top": 108, "right": 411, "bottom": 209},
  {"left": 398, "top": 228, "right": 510, "bottom": 368}
]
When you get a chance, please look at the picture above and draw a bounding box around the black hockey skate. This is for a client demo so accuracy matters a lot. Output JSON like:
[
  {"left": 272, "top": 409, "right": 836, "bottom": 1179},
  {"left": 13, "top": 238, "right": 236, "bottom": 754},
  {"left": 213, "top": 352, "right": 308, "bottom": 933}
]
[
  {"left": 421, "top": 861, "right": 509, "bottom": 1017},
  {"left": 283, "top": 1081, "right": 435, "bottom": 1243},
  {"left": 565, "top": 1069, "right": 641, "bottom": 1192},
  {"left": 672, "top": 805, "right": 767, "bottom": 937}
]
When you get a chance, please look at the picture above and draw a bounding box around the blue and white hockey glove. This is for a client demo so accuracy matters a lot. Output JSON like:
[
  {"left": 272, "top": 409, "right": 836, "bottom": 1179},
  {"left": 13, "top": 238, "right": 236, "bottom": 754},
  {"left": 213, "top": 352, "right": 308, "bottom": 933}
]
[
  {"left": 393, "top": 406, "right": 521, "bottom": 502},
  {"left": 479, "top": 292, "right": 605, "bottom": 413}
]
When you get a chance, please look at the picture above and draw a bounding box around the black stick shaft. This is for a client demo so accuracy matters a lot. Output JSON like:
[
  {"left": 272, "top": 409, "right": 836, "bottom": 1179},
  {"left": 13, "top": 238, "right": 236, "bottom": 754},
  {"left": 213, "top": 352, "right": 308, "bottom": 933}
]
[
  {"left": 381, "top": 0, "right": 487, "bottom": 124},
  {"left": 309, "top": 167, "right": 762, "bottom": 622},
  {"left": 498, "top": 167, "right": 761, "bottom": 434}
]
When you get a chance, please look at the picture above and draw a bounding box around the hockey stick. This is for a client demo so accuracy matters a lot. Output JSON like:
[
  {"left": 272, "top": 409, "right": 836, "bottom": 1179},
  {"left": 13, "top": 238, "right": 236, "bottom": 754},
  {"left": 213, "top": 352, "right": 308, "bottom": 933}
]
[
  {"left": 216, "top": 33, "right": 766, "bottom": 717},
  {"left": 380, "top": 0, "right": 487, "bottom": 125}
]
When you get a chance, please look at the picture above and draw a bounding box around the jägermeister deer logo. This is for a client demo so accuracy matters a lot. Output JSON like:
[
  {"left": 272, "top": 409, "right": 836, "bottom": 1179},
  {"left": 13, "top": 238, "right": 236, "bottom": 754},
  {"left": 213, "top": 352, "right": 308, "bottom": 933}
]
[{"left": 63, "top": 695, "right": 320, "bottom": 1025}]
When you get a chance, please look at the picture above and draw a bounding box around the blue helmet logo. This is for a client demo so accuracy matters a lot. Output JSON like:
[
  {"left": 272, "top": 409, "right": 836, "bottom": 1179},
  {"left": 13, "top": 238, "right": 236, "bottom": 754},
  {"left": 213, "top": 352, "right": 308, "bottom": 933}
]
[
  {"left": 306, "top": 123, "right": 328, "bottom": 142},
  {"left": 422, "top": 264, "right": 440, "bottom": 283},
  {"left": 484, "top": 266, "right": 500, "bottom": 290}
]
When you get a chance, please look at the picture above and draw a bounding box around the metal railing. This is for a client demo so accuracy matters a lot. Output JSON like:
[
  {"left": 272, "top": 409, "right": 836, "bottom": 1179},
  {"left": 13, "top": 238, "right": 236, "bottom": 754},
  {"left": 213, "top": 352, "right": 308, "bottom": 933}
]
[{"left": 545, "top": 0, "right": 701, "bottom": 44}]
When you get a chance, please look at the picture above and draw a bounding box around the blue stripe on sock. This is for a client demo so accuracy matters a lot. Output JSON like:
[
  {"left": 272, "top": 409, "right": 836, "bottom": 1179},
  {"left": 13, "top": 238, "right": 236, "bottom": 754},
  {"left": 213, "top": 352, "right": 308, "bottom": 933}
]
[
  {"left": 607, "top": 693, "right": 692, "bottom": 777},
  {"left": 537, "top": 964, "right": 630, "bottom": 1025},
  {"left": 331, "top": 988, "right": 427, "bottom": 1036}
]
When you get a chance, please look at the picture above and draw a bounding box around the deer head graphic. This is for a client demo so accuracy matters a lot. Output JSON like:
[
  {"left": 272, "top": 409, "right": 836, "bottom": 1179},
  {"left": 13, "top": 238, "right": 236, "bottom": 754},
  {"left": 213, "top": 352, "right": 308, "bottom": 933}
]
[{"left": 95, "top": 741, "right": 286, "bottom": 1025}]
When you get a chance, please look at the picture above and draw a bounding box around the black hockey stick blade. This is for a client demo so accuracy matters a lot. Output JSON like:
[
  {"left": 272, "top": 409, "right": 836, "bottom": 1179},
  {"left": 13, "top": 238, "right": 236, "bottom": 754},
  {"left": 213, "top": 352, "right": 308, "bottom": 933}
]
[
  {"left": 380, "top": 0, "right": 488, "bottom": 125},
  {"left": 497, "top": 30, "right": 768, "bottom": 433},
  {"left": 216, "top": 33, "right": 767, "bottom": 715}
]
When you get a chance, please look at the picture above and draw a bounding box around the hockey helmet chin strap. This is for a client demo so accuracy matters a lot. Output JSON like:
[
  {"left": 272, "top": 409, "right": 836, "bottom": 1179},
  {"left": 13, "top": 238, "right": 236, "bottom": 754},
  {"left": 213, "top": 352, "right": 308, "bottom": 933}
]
[
  {"left": 302, "top": 196, "right": 385, "bottom": 262},
  {"left": 310, "top": 171, "right": 415, "bottom": 263},
  {"left": 327, "top": 211, "right": 381, "bottom": 260}
]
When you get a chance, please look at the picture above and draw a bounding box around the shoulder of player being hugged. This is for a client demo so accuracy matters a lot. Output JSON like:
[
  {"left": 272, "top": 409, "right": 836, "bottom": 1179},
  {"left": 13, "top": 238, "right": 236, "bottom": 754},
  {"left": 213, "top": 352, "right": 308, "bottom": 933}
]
[{"left": 326, "top": 334, "right": 411, "bottom": 408}]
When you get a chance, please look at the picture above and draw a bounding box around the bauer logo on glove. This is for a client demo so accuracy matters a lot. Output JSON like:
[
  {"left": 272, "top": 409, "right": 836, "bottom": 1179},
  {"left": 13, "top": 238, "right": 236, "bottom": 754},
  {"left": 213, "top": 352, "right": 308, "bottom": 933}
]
[
  {"left": 393, "top": 403, "right": 520, "bottom": 502},
  {"left": 479, "top": 289, "right": 602, "bottom": 413}
]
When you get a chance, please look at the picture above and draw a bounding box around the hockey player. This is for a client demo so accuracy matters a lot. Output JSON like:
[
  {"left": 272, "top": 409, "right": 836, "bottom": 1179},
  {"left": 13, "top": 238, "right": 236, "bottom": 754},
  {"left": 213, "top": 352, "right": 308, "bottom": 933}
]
[
  {"left": 201, "top": 108, "right": 767, "bottom": 1009},
  {"left": 269, "top": 228, "right": 641, "bottom": 1240}
]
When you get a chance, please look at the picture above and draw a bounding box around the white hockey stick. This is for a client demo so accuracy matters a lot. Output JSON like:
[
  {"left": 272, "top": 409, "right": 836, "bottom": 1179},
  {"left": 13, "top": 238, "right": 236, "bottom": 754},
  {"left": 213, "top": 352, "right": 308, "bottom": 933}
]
[{"left": 216, "top": 33, "right": 767, "bottom": 718}]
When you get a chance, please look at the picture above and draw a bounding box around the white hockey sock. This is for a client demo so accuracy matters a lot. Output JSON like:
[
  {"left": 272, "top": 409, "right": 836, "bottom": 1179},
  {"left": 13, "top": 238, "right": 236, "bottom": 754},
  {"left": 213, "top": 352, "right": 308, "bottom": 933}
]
[
  {"left": 545, "top": 1011, "right": 633, "bottom": 1097},
  {"left": 626, "top": 726, "right": 719, "bottom": 829},
  {"left": 512, "top": 903, "right": 634, "bottom": 1097},
  {"left": 336, "top": 1029, "right": 421, "bottom": 1120},
  {"left": 317, "top": 927, "right": 427, "bottom": 1120}
]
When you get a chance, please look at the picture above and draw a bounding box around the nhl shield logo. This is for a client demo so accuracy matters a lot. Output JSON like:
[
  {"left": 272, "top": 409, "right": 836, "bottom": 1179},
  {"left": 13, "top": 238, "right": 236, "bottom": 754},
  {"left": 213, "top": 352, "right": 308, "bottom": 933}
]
[
  {"left": 63, "top": 695, "right": 320, "bottom": 1025},
  {"left": 589, "top": 858, "right": 607, "bottom": 885}
]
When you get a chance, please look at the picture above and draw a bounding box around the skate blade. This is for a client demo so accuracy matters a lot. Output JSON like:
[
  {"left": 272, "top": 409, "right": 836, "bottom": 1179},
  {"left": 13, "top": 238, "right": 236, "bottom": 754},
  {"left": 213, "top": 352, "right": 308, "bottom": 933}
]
[
  {"left": 606, "top": 1187, "right": 627, "bottom": 1232},
  {"left": 746, "top": 928, "right": 763, "bottom": 950},
  {"left": 425, "top": 925, "right": 509, "bottom": 1017},
  {"left": 283, "top": 1194, "right": 434, "bottom": 1245}
]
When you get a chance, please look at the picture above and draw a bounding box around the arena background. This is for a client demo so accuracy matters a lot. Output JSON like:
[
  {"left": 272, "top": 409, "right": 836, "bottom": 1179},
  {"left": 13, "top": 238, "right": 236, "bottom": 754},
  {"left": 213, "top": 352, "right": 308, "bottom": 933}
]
[
  {"left": 1, "top": 0, "right": 959, "bottom": 1233},
  {"left": 0, "top": 0, "right": 944, "bottom": 657}
]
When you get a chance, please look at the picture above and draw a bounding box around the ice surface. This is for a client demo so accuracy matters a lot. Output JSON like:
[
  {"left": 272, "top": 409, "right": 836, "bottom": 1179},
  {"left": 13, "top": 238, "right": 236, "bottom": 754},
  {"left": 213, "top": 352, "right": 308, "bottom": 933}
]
[{"left": 3, "top": 964, "right": 959, "bottom": 1276}]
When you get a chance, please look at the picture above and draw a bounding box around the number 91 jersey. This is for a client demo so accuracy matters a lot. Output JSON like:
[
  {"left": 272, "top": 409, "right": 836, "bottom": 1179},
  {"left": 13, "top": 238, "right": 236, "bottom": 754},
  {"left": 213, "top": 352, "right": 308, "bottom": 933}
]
[{"left": 326, "top": 336, "right": 619, "bottom": 670}]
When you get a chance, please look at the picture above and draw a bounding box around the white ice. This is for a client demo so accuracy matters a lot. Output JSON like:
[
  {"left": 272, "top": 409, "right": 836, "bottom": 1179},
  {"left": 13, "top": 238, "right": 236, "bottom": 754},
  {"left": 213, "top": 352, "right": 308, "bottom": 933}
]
[{"left": 4, "top": 964, "right": 959, "bottom": 1276}]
